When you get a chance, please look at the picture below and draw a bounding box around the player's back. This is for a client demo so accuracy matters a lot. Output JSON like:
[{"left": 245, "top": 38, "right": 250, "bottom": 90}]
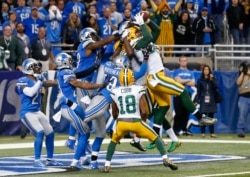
[
  {"left": 57, "top": 69, "right": 77, "bottom": 102},
  {"left": 111, "top": 85, "right": 146, "bottom": 119}
]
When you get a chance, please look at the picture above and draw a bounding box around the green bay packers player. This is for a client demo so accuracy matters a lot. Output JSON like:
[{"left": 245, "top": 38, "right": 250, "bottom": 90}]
[
  {"left": 117, "top": 13, "right": 217, "bottom": 151},
  {"left": 101, "top": 68, "right": 178, "bottom": 173}
]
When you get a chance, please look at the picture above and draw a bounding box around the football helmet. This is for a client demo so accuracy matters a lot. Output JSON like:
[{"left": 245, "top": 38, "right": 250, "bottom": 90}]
[
  {"left": 22, "top": 58, "right": 42, "bottom": 75},
  {"left": 119, "top": 68, "right": 135, "bottom": 86},
  {"left": 55, "top": 52, "right": 73, "bottom": 69},
  {"left": 79, "top": 27, "right": 99, "bottom": 43},
  {"left": 114, "top": 55, "right": 129, "bottom": 68}
]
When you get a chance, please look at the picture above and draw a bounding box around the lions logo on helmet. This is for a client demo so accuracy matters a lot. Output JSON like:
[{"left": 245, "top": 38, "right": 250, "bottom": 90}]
[
  {"left": 119, "top": 68, "right": 135, "bottom": 86},
  {"left": 22, "top": 58, "right": 42, "bottom": 75},
  {"left": 55, "top": 52, "right": 73, "bottom": 69},
  {"left": 79, "top": 27, "right": 100, "bottom": 47},
  {"left": 114, "top": 55, "right": 129, "bottom": 68}
]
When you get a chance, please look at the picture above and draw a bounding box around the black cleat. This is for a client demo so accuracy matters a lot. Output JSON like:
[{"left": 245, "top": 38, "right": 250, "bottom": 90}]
[{"left": 130, "top": 140, "right": 146, "bottom": 151}]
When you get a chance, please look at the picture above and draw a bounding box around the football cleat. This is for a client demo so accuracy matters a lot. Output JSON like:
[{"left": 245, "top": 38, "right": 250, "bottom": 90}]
[
  {"left": 167, "top": 141, "right": 182, "bottom": 153},
  {"left": 130, "top": 140, "right": 146, "bottom": 151},
  {"left": 146, "top": 142, "right": 156, "bottom": 149},
  {"left": 163, "top": 158, "right": 178, "bottom": 170},
  {"left": 65, "top": 139, "right": 76, "bottom": 151},
  {"left": 89, "top": 161, "right": 99, "bottom": 169},
  {"left": 46, "top": 159, "right": 64, "bottom": 166},
  {"left": 199, "top": 115, "right": 217, "bottom": 126},
  {"left": 100, "top": 166, "right": 111, "bottom": 173},
  {"left": 69, "top": 161, "right": 85, "bottom": 170},
  {"left": 80, "top": 156, "right": 90, "bottom": 166},
  {"left": 34, "top": 160, "right": 47, "bottom": 168}
]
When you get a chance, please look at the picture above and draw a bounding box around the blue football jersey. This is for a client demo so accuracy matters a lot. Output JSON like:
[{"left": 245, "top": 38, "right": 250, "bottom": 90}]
[
  {"left": 63, "top": 1, "right": 86, "bottom": 19},
  {"left": 75, "top": 42, "right": 101, "bottom": 81},
  {"left": 14, "top": 6, "right": 31, "bottom": 22},
  {"left": 16, "top": 76, "right": 42, "bottom": 118},
  {"left": 97, "top": 17, "right": 117, "bottom": 38},
  {"left": 23, "top": 17, "right": 45, "bottom": 41},
  {"left": 57, "top": 69, "right": 78, "bottom": 105}
]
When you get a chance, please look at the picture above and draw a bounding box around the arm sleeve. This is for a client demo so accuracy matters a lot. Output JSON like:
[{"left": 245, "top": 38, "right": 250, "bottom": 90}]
[
  {"left": 23, "top": 80, "right": 42, "bottom": 97},
  {"left": 134, "top": 62, "right": 147, "bottom": 80},
  {"left": 135, "top": 24, "right": 153, "bottom": 50}
]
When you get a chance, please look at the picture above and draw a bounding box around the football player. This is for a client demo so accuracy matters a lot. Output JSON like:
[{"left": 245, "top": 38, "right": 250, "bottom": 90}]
[
  {"left": 16, "top": 58, "right": 63, "bottom": 168},
  {"left": 55, "top": 52, "right": 105, "bottom": 169},
  {"left": 101, "top": 68, "right": 178, "bottom": 173}
]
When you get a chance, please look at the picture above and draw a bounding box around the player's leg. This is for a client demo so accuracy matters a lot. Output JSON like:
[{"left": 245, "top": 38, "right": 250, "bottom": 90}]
[
  {"left": 39, "top": 111, "right": 63, "bottom": 166},
  {"left": 22, "top": 112, "right": 46, "bottom": 168},
  {"left": 61, "top": 107, "right": 90, "bottom": 169}
]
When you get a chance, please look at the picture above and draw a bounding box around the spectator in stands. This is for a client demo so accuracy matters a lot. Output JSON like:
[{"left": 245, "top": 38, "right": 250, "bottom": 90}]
[
  {"left": 16, "top": 22, "right": 31, "bottom": 61},
  {"left": 23, "top": 7, "right": 45, "bottom": 41},
  {"left": 63, "top": 0, "right": 86, "bottom": 21},
  {"left": 97, "top": 6, "right": 117, "bottom": 38},
  {"left": 182, "top": 0, "right": 198, "bottom": 25},
  {"left": 83, "top": 0, "right": 97, "bottom": 10},
  {"left": 172, "top": 56, "right": 196, "bottom": 136},
  {"left": 118, "top": 7, "right": 134, "bottom": 28},
  {"left": 240, "top": 0, "right": 250, "bottom": 45},
  {"left": 14, "top": 0, "right": 31, "bottom": 22},
  {"left": 56, "top": 0, "right": 67, "bottom": 28},
  {"left": 192, "top": 7, "right": 217, "bottom": 56},
  {"left": 0, "top": 46, "right": 9, "bottom": 71},
  {"left": 236, "top": 61, "right": 250, "bottom": 138},
  {"left": 5, "top": 0, "right": 17, "bottom": 11},
  {"left": 96, "top": 0, "right": 111, "bottom": 16},
  {"left": 83, "top": 14, "right": 99, "bottom": 33},
  {"left": 82, "top": 4, "right": 100, "bottom": 28},
  {"left": 110, "top": 1, "right": 123, "bottom": 25},
  {"left": 226, "top": 0, "right": 244, "bottom": 45},
  {"left": 45, "top": 4, "right": 63, "bottom": 55},
  {"left": 31, "top": 26, "right": 55, "bottom": 72},
  {"left": 207, "top": 0, "right": 229, "bottom": 44},
  {"left": 3, "top": 11, "right": 18, "bottom": 35},
  {"left": 0, "top": 25, "right": 22, "bottom": 71},
  {"left": 32, "top": 0, "right": 49, "bottom": 21},
  {"left": 194, "top": 64, "right": 218, "bottom": 138},
  {"left": 150, "top": 0, "right": 182, "bottom": 57},
  {"left": 62, "top": 12, "right": 81, "bottom": 49},
  {"left": 1, "top": 2, "right": 10, "bottom": 23},
  {"left": 173, "top": 10, "right": 194, "bottom": 56}
]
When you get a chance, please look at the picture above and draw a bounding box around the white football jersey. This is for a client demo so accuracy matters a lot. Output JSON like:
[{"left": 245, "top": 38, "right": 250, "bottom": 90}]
[{"left": 111, "top": 85, "right": 146, "bottom": 119}]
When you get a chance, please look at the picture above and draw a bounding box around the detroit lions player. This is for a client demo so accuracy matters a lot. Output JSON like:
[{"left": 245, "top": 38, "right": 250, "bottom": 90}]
[
  {"left": 65, "top": 27, "right": 120, "bottom": 153},
  {"left": 55, "top": 52, "right": 105, "bottom": 170},
  {"left": 101, "top": 68, "right": 178, "bottom": 173},
  {"left": 16, "top": 58, "right": 63, "bottom": 168}
]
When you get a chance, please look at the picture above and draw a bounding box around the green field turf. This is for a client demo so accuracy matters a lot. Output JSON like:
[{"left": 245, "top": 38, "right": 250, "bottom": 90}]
[{"left": 1, "top": 134, "right": 250, "bottom": 177}]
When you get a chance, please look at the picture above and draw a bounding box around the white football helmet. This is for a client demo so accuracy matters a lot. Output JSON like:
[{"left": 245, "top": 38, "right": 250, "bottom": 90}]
[
  {"left": 55, "top": 52, "right": 73, "bottom": 69},
  {"left": 22, "top": 58, "right": 41, "bottom": 75},
  {"left": 114, "top": 55, "right": 129, "bottom": 68}
]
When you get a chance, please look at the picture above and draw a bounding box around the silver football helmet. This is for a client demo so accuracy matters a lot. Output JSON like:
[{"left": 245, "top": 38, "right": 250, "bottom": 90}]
[
  {"left": 55, "top": 52, "right": 73, "bottom": 69},
  {"left": 22, "top": 58, "right": 41, "bottom": 75},
  {"left": 79, "top": 27, "right": 99, "bottom": 43},
  {"left": 114, "top": 55, "right": 129, "bottom": 68}
]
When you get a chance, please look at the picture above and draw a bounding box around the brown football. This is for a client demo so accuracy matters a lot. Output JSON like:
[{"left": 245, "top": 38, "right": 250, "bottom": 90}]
[{"left": 140, "top": 11, "right": 151, "bottom": 21}]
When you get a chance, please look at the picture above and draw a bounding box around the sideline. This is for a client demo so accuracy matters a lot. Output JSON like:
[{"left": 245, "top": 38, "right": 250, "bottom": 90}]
[{"left": 1, "top": 138, "right": 250, "bottom": 150}]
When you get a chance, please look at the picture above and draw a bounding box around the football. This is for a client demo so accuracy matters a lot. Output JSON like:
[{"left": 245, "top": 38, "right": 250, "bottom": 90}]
[{"left": 140, "top": 11, "right": 151, "bottom": 22}]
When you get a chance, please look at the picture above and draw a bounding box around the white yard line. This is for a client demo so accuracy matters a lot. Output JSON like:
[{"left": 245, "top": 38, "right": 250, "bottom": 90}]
[
  {"left": 1, "top": 138, "right": 250, "bottom": 150},
  {"left": 186, "top": 171, "right": 250, "bottom": 177}
]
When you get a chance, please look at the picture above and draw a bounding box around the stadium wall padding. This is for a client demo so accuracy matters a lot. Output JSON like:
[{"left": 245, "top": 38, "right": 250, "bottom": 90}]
[{"left": 0, "top": 71, "right": 248, "bottom": 135}]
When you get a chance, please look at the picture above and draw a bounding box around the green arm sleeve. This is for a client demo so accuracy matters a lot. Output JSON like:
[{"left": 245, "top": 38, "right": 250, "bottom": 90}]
[
  {"left": 147, "top": 20, "right": 160, "bottom": 43},
  {"left": 135, "top": 24, "right": 153, "bottom": 50}
]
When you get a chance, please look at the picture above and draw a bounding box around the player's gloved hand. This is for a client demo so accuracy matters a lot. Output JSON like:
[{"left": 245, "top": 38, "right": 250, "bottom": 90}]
[
  {"left": 134, "top": 13, "right": 144, "bottom": 26},
  {"left": 34, "top": 72, "right": 47, "bottom": 82},
  {"left": 121, "top": 28, "right": 130, "bottom": 41},
  {"left": 142, "top": 48, "right": 150, "bottom": 61},
  {"left": 112, "top": 30, "right": 120, "bottom": 38}
]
